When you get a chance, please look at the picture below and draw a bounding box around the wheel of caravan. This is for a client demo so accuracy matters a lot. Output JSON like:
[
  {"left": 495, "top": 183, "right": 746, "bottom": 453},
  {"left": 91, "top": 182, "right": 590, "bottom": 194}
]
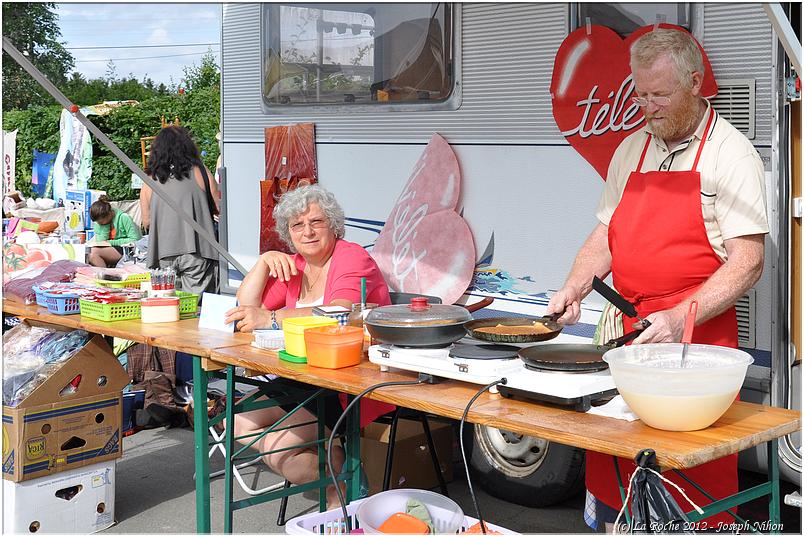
[{"left": 463, "top": 423, "right": 585, "bottom": 507}]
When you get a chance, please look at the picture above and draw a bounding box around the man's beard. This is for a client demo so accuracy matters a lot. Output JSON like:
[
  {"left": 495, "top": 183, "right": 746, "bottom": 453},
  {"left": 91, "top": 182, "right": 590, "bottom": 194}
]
[{"left": 646, "top": 95, "right": 701, "bottom": 142}]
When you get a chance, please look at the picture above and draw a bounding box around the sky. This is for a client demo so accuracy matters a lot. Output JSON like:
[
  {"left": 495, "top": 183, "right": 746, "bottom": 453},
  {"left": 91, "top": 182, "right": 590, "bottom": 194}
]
[{"left": 55, "top": 3, "right": 221, "bottom": 86}]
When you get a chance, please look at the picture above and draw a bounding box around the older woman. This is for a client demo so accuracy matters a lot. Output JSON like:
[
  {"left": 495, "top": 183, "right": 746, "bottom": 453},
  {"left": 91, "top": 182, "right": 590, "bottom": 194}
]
[{"left": 225, "top": 184, "right": 392, "bottom": 507}]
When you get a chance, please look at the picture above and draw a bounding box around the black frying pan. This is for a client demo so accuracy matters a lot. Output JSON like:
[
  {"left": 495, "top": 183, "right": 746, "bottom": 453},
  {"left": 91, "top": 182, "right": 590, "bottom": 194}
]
[
  {"left": 465, "top": 314, "right": 563, "bottom": 344},
  {"left": 518, "top": 331, "right": 640, "bottom": 372}
]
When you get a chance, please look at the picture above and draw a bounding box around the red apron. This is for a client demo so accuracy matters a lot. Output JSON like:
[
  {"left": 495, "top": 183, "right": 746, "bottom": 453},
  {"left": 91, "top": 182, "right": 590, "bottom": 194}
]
[{"left": 586, "top": 109, "right": 738, "bottom": 524}]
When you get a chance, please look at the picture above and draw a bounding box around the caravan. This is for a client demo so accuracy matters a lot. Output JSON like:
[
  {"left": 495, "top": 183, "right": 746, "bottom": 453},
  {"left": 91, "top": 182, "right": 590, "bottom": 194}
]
[{"left": 218, "top": 3, "right": 800, "bottom": 507}]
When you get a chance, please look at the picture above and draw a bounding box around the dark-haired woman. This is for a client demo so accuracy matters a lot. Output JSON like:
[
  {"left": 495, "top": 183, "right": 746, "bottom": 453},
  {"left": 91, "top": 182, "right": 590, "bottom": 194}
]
[
  {"left": 88, "top": 195, "right": 141, "bottom": 268},
  {"left": 140, "top": 126, "right": 220, "bottom": 295}
]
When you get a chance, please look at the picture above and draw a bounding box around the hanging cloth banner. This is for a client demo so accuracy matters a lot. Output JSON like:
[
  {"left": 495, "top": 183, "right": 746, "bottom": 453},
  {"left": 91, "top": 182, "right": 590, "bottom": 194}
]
[
  {"left": 260, "top": 123, "right": 317, "bottom": 254},
  {"left": 53, "top": 108, "right": 93, "bottom": 204},
  {"left": 31, "top": 150, "right": 57, "bottom": 198},
  {"left": 3, "top": 129, "right": 17, "bottom": 195}
]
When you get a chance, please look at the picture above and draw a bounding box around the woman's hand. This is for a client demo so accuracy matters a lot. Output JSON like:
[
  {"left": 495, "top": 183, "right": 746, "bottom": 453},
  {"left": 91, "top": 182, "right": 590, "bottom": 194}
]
[
  {"left": 261, "top": 251, "right": 297, "bottom": 282},
  {"left": 225, "top": 305, "right": 271, "bottom": 332}
]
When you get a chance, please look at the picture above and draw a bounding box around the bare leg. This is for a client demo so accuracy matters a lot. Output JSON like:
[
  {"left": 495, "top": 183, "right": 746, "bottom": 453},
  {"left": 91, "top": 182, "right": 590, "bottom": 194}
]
[
  {"left": 230, "top": 395, "right": 346, "bottom": 508},
  {"left": 88, "top": 246, "right": 122, "bottom": 268}
]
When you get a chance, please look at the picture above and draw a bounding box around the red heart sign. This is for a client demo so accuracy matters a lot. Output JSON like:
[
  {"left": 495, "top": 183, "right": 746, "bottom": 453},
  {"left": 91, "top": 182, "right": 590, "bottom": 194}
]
[{"left": 551, "top": 24, "right": 718, "bottom": 180}]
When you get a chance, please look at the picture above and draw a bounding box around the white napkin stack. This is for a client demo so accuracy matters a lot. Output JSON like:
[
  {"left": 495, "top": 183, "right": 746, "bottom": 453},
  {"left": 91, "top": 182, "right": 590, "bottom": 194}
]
[{"left": 587, "top": 395, "right": 640, "bottom": 421}]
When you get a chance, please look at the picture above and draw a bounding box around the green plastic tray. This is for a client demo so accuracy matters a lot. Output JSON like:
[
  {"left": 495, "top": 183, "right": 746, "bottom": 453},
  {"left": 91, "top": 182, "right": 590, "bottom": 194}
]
[{"left": 278, "top": 349, "right": 307, "bottom": 364}]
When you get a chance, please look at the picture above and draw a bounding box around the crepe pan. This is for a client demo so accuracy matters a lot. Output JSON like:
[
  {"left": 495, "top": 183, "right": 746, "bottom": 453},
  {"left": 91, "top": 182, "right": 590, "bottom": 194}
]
[
  {"left": 518, "top": 331, "right": 641, "bottom": 372},
  {"left": 464, "top": 313, "right": 563, "bottom": 343}
]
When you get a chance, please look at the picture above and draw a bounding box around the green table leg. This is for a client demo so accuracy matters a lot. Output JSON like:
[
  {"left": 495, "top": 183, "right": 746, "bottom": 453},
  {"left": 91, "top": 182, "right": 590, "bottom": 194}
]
[
  {"left": 193, "top": 356, "right": 211, "bottom": 533},
  {"left": 346, "top": 394, "right": 361, "bottom": 502},
  {"left": 768, "top": 439, "right": 780, "bottom": 534},
  {"left": 613, "top": 456, "right": 631, "bottom": 527},
  {"left": 223, "top": 365, "right": 236, "bottom": 533}
]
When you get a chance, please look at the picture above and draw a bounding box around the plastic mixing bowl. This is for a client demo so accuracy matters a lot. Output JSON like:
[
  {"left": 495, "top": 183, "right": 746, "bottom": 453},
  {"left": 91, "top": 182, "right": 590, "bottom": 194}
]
[
  {"left": 356, "top": 489, "right": 464, "bottom": 534},
  {"left": 603, "top": 343, "right": 753, "bottom": 431}
]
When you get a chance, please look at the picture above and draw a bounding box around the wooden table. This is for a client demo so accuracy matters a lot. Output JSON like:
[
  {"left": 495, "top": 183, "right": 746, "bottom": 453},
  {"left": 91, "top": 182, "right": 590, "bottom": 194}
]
[
  {"left": 210, "top": 345, "right": 801, "bottom": 471},
  {"left": 6, "top": 301, "right": 801, "bottom": 533}
]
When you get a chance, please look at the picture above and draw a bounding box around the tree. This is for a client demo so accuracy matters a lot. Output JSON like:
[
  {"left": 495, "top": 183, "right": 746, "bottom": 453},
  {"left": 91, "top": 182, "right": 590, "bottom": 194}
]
[
  {"left": 104, "top": 60, "right": 118, "bottom": 83},
  {"left": 2, "top": 3, "right": 75, "bottom": 111},
  {"left": 182, "top": 50, "right": 220, "bottom": 92}
]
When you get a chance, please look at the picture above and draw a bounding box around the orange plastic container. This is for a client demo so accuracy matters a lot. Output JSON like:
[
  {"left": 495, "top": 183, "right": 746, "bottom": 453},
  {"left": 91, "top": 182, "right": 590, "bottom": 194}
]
[{"left": 303, "top": 325, "right": 364, "bottom": 369}]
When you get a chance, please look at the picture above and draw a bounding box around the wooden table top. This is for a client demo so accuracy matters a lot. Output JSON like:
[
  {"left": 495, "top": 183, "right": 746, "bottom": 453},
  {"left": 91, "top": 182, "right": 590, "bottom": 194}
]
[
  {"left": 210, "top": 344, "right": 801, "bottom": 470},
  {"left": 3, "top": 301, "right": 251, "bottom": 358}
]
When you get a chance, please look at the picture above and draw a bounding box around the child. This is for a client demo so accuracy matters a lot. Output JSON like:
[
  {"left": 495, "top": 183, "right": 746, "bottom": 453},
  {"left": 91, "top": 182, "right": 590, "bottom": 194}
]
[{"left": 88, "top": 195, "right": 141, "bottom": 267}]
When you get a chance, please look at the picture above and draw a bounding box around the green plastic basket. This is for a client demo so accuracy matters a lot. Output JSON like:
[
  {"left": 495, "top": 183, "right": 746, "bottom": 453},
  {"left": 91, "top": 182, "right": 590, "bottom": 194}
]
[
  {"left": 79, "top": 299, "right": 141, "bottom": 322},
  {"left": 96, "top": 273, "right": 150, "bottom": 289},
  {"left": 176, "top": 291, "right": 199, "bottom": 318}
]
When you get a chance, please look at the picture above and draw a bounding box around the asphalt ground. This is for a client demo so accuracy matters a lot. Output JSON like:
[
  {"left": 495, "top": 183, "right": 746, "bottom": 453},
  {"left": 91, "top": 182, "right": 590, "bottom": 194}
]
[{"left": 106, "top": 425, "right": 593, "bottom": 534}]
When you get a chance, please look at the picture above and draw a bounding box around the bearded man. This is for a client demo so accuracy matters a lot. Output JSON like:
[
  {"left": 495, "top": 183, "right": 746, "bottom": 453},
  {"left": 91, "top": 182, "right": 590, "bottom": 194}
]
[{"left": 547, "top": 28, "right": 768, "bottom": 532}]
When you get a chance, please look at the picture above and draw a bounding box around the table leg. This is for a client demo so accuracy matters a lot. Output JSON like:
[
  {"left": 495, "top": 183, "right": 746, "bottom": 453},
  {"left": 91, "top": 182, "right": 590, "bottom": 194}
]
[
  {"left": 317, "top": 393, "right": 327, "bottom": 513},
  {"left": 612, "top": 456, "right": 631, "bottom": 526},
  {"left": 223, "top": 365, "right": 236, "bottom": 533},
  {"left": 346, "top": 394, "right": 361, "bottom": 501},
  {"left": 193, "top": 356, "right": 211, "bottom": 534},
  {"left": 768, "top": 439, "right": 780, "bottom": 533}
]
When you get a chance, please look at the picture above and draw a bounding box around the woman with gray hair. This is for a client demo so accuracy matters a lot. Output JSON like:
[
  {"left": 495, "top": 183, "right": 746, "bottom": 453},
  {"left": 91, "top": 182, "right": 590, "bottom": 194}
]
[
  {"left": 225, "top": 184, "right": 393, "bottom": 508},
  {"left": 226, "top": 184, "right": 390, "bottom": 330}
]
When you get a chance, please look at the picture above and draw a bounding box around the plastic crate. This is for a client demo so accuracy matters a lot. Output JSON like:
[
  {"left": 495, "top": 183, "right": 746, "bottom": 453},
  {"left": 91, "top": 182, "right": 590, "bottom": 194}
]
[
  {"left": 96, "top": 272, "right": 150, "bottom": 289},
  {"left": 32, "top": 285, "right": 49, "bottom": 307},
  {"left": 79, "top": 299, "right": 141, "bottom": 322},
  {"left": 176, "top": 291, "right": 199, "bottom": 317},
  {"left": 284, "top": 497, "right": 518, "bottom": 535},
  {"left": 43, "top": 292, "right": 81, "bottom": 315}
]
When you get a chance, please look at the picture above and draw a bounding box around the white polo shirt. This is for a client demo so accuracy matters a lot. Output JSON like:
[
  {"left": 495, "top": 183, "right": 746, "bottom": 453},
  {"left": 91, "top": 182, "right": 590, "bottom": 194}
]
[{"left": 596, "top": 100, "right": 769, "bottom": 261}]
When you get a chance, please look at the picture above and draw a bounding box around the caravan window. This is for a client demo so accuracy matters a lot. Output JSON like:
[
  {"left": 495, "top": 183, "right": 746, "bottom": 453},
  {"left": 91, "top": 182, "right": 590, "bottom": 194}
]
[
  {"left": 261, "top": 3, "right": 454, "bottom": 107},
  {"left": 574, "top": 3, "right": 691, "bottom": 37}
]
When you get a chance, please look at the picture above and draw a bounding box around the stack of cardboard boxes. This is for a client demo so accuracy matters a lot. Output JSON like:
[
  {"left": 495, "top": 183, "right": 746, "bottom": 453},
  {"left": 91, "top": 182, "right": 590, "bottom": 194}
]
[{"left": 2, "top": 321, "right": 128, "bottom": 533}]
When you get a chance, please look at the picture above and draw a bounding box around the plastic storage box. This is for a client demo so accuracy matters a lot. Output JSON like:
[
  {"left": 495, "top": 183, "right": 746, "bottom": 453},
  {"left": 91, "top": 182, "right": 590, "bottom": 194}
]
[
  {"left": 79, "top": 299, "right": 141, "bottom": 322},
  {"left": 304, "top": 325, "right": 363, "bottom": 369},
  {"left": 140, "top": 297, "right": 180, "bottom": 323},
  {"left": 283, "top": 316, "right": 338, "bottom": 358}
]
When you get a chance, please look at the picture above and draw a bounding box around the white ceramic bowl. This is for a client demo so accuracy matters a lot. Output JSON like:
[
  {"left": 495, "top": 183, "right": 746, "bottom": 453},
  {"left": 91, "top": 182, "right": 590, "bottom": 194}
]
[
  {"left": 356, "top": 488, "right": 464, "bottom": 534},
  {"left": 603, "top": 343, "right": 753, "bottom": 431}
]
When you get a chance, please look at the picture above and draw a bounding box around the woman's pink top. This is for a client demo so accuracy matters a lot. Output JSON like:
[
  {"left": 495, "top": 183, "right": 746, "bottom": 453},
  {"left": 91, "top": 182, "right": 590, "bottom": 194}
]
[{"left": 260, "top": 239, "right": 394, "bottom": 425}]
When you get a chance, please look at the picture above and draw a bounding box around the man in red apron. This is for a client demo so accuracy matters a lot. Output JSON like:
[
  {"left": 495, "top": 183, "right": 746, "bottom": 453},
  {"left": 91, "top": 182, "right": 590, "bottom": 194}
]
[{"left": 548, "top": 28, "right": 768, "bottom": 531}]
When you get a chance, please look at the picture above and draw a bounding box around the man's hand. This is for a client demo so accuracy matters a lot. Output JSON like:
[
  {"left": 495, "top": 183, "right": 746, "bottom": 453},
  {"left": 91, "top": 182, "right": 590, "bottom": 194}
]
[
  {"left": 261, "top": 251, "right": 297, "bottom": 282},
  {"left": 631, "top": 308, "right": 685, "bottom": 344},
  {"left": 547, "top": 285, "right": 583, "bottom": 325},
  {"left": 225, "top": 305, "right": 271, "bottom": 333}
]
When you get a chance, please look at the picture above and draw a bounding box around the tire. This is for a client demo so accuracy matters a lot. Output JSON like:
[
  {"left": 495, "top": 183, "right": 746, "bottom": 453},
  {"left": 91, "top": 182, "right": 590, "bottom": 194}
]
[{"left": 462, "top": 423, "right": 585, "bottom": 507}]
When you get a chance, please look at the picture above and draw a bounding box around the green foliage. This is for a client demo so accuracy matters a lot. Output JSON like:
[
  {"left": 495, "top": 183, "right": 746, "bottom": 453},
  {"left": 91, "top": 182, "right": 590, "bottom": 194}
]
[
  {"left": 3, "top": 69, "right": 220, "bottom": 201},
  {"left": 2, "top": 3, "right": 75, "bottom": 111},
  {"left": 63, "top": 71, "right": 170, "bottom": 106}
]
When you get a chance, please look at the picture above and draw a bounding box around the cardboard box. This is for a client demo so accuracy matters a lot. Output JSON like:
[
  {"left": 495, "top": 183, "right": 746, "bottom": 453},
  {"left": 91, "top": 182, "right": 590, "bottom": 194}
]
[
  {"left": 64, "top": 189, "right": 105, "bottom": 231},
  {"left": 3, "top": 460, "right": 115, "bottom": 533},
  {"left": 2, "top": 322, "right": 128, "bottom": 482},
  {"left": 361, "top": 418, "right": 453, "bottom": 495}
]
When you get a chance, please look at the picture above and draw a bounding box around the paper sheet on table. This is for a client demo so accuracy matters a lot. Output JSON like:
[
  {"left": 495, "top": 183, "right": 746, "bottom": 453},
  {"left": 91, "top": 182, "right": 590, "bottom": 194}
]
[
  {"left": 587, "top": 395, "right": 640, "bottom": 421},
  {"left": 85, "top": 238, "right": 111, "bottom": 247},
  {"left": 198, "top": 292, "right": 238, "bottom": 333}
]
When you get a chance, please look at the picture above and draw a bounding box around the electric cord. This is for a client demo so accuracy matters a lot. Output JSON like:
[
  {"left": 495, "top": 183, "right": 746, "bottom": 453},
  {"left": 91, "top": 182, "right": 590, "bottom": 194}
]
[
  {"left": 326, "top": 379, "right": 427, "bottom": 532},
  {"left": 459, "top": 378, "right": 508, "bottom": 535}
]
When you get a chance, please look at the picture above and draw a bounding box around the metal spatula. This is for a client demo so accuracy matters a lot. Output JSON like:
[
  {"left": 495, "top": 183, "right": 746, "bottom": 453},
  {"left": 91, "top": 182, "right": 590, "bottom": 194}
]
[{"left": 680, "top": 301, "right": 698, "bottom": 368}]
